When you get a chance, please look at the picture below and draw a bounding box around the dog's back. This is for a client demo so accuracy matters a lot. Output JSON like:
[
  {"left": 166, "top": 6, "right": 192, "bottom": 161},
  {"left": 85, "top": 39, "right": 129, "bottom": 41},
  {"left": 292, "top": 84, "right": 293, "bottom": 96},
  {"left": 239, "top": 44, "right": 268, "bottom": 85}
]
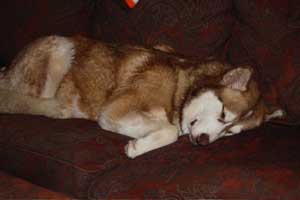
[
  {"left": 0, "top": 36, "right": 183, "bottom": 120},
  {"left": 57, "top": 36, "right": 183, "bottom": 119}
]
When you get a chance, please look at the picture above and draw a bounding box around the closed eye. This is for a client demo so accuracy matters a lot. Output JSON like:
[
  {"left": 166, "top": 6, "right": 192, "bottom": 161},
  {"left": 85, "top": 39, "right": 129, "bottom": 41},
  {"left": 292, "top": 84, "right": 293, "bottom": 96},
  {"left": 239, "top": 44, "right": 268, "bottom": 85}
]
[
  {"left": 190, "top": 119, "right": 198, "bottom": 126},
  {"left": 218, "top": 105, "right": 226, "bottom": 123}
]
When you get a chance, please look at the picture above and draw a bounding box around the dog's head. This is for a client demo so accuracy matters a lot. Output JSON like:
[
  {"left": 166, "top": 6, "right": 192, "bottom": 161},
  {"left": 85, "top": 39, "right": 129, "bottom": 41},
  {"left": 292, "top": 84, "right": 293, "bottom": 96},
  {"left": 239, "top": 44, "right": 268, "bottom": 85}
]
[{"left": 181, "top": 67, "right": 260, "bottom": 145}]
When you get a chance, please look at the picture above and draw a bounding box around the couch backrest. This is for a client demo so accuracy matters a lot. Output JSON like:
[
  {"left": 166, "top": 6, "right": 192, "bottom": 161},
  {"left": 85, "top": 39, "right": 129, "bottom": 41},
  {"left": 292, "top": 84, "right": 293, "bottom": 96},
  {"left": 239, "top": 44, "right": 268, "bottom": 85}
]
[
  {"left": 226, "top": 0, "right": 300, "bottom": 123},
  {"left": 92, "top": 0, "right": 234, "bottom": 59},
  {"left": 0, "top": 0, "right": 94, "bottom": 66}
]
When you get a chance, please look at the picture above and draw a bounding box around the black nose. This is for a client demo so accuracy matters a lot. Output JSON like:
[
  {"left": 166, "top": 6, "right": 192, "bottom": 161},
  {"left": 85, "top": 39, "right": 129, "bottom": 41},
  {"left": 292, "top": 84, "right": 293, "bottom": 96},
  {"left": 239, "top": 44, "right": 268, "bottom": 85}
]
[
  {"left": 190, "top": 134, "right": 210, "bottom": 146},
  {"left": 197, "top": 134, "right": 210, "bottom": 146}
]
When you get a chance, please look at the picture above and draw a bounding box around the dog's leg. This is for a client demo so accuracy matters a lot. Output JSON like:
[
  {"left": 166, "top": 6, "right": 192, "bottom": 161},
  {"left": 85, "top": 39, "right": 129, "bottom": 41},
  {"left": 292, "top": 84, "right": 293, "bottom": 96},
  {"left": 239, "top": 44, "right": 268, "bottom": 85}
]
[
  {"left": 0, "top": 89, "right": 66, "bottom": 118},
  {"left": 0, "top": 36, "right": 74, "bottom": 98},
  {"left": 125, "top": 124, "right": 178, "bottom": 158},
  {"left": 40, "top": 37, "right": 74, "bottom": 98},
  {"left": 114, "top": 111, "right": 169, "bottom": 138},
  {"left": 98, "top": 94, "right": 179, "bottom": 158},
  {"left": 99, "top": 100, "right": 168, "bottom": 138},
  {"left": 99, "top": 93, "right": 163, "bottom": 137},
  {"left": 226, "top": 101, "right": 284, "bottom": 136},
  {"left": 225, "top": 100, "right": 265, "bottom": 136},
  {"left": 265, "top": 109, "right": 285, "bottom": 122},
  {"left": 100, "top": 108, "right": 179, "bottom": 158}
]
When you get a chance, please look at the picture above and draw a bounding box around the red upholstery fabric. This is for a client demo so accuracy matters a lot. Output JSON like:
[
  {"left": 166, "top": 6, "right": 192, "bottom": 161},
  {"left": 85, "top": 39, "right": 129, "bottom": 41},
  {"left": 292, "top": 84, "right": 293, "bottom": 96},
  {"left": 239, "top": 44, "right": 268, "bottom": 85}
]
[
  {"left": 0, "top": 171, "right": 71, "bottom": 199},
  {"left": 226, "top": 0, "right": 300, "bottom": 123},
  {"left": 0, "top": 114, "right": 128, "bottom": 199},
  {"left": 89, "top": 125, "right": 300, "bottom": 199},
  {"left": 1, "top": 114, "right": 300, "bottom": 199},
  {"left": 0, "top": 0, "right": 94, "bottom": 65},
  {"left": 93, "top": 0, "right": 235, "bottom": 59}
]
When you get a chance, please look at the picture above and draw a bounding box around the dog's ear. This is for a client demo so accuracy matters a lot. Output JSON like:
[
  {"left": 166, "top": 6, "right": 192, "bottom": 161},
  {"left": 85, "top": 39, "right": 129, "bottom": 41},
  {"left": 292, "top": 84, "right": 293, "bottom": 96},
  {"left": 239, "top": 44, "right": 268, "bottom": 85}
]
[
  {"left": 220, "top": 67, "right": 253, "bottom": 91},
  {"left": 152, "top": 44, "right": 174, "bottom": 53}
]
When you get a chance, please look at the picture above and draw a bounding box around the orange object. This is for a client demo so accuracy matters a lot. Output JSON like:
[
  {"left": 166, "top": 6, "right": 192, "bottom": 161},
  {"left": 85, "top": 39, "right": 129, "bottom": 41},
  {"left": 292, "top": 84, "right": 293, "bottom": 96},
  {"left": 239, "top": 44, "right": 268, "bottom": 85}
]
[{"left": 125, "top": 0, "right": 139, "bottom": 8}]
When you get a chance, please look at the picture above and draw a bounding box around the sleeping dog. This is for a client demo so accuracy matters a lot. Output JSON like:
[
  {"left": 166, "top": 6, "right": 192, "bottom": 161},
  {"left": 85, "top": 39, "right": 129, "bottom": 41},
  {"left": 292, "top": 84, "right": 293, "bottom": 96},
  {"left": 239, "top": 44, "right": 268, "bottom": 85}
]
[{"left": 0, "top": 36, "right": 283, "bottom": 158}]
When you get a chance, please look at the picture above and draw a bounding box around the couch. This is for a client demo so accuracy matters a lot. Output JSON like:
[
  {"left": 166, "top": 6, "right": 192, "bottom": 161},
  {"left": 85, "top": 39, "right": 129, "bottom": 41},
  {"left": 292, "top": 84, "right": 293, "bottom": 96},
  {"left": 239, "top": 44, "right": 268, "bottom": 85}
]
[{"left": 1, "top": 0, "right": 300, "bottom": 199}]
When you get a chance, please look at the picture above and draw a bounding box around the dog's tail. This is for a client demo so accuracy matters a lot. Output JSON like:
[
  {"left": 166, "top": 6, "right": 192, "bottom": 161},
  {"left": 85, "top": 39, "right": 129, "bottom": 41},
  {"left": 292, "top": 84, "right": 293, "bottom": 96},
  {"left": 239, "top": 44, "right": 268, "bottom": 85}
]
[
  {"left": 0, "top": 88, "right": 64, "bottom": 118},
  {"left": 0, "top": 65, "right": 7, "bottom": 72},
  {"left": 152, "top": 44, "right": 175, "bottom": 53},
  {"left": 0, "top": 66, "right": 8, "bottom": 89},
  {"left": 0, "top": 66, "right": 7, "bottom": 78}
]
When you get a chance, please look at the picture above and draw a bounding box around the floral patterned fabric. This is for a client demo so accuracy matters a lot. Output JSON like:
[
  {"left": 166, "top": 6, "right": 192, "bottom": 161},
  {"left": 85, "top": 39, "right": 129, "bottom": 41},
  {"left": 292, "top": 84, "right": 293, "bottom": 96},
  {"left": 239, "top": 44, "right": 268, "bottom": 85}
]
[
  {"left": 93, "top": 0, "right": 235, "bottom": 59},
  {"left": 0, "top": 114, "right": 128, "bottom": 199},
  {"left": 0, "top": 171, "right": 71, "bottom": 199},
  {"left": 1, "top": 114, "right": 300, "bottom": 199},
  {"left": 88, "top": 125, "right": 300, "bottom": 199}
]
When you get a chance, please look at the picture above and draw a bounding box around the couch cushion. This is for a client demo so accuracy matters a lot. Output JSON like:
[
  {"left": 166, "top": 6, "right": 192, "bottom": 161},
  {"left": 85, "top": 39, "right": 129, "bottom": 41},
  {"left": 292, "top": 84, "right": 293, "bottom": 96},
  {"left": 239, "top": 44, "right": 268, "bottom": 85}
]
[
  {"left": 0, "top": 114, "right": 129, "bottom": 198},
  {"left": 1, "top": 114, "right": 300, "bottom": 199},
  {"left": 88, "top": 124, "right": 300, "bottom": 199},
  {"left": 0, "top": 171, "right": 71, "bottom": 199},
  {"left": 93, "top": 0, "right": 235, "bottom": 59}
]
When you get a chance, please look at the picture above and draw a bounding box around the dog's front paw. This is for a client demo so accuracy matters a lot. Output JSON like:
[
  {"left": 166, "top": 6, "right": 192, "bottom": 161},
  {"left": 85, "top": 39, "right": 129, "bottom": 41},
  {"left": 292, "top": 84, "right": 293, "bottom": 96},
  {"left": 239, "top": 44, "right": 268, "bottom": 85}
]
[
  {"left": 226, "top": 125, "right": 243, "bottom": 136},
  {"left": 124, "top": 139, "right": 140, "bottom": 159},
  {"left": 265, "top": 109, "right": 285, "bottom": 121}
]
